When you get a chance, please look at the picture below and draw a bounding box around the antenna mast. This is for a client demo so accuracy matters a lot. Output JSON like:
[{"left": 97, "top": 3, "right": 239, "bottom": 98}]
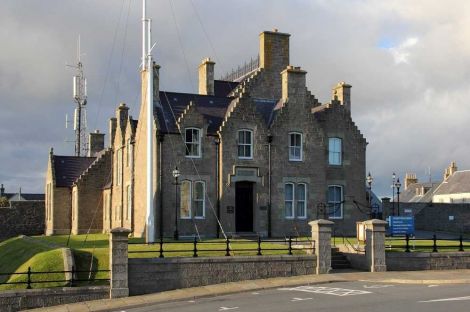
[
  {"left": 144, "top": 0, "right": 155, "bottom": 242},
  {"left": 72, "top": 36, "right": 88, "bottom": 156}
]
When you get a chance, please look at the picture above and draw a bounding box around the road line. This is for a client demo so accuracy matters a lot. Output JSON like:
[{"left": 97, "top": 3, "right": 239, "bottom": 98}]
[
  {"left": 419, "top": 296, "right": 470, "bottom": 303},
  {"left": 363, "top": 284, "right": 394, "bottom": 289},
  {"left": 219, "top": 307, "right": 239, "bottom": 311},
  {"left": 291, "top": 297, "right": 312, "bottom": 302}
]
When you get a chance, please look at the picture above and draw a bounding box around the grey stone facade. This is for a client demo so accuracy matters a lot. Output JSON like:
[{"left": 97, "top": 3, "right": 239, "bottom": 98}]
[{"left": 45, "top": 29, "right": 368, "bottom": 239}]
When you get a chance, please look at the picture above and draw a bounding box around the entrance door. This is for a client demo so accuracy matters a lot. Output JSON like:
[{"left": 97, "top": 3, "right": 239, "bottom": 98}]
[{"left": 235, "top": 181, "right": 254, "bottom": 232}]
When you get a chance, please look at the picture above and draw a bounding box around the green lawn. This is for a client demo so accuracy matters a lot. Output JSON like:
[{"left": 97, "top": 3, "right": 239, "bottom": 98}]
[{"left": 0, "top": 237, "right": 65, "bottom": 290}]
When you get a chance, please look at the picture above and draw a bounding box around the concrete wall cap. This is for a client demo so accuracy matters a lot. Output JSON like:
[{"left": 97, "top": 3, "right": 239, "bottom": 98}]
[
  {"left": 308, "top": 219, "right": 335, "bottom": 226},
  {"left": 110, "top": 227, "right": 132, "bottom": 234},
  {"left": 363, "top": 219, "right": 388, "bottom": 225}
]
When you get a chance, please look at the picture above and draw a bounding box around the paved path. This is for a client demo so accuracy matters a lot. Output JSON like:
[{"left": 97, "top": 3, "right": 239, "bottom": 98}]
[{"left": 29, "top": 270, "right": 470, "bottom": 312}]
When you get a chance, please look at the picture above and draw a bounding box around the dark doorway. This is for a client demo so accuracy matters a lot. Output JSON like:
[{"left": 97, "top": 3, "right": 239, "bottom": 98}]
[{"left": 235, "top": 181, "right": 254, "bottom": 232}]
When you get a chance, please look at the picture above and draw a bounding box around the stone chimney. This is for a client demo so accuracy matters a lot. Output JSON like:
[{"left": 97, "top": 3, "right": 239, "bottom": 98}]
[
  {"left": 259, "top": 29, "right": 290, "bottom": 73},
  {"left": 109, "top": 118, "right": 117, "bottom": 147},
  {"left": 404, "top": 173, "right": 418, "bottom": 190},
  {"left": 281, "top": 65, "right": 307, "bottom": 100},
  {"left": 444, "top": 161, "right": 458, "bottom": 180},
  {"left": 332, "top": 82, "right": 352, "bottom": 111},
  {"left": 116, "top": 103, "right": 129, "bottom": 129},
  {"left": 0, "top": 184, "right": 4, "bottom": 197},
  {"left": 198, "top": 58, "right": 215, "bottom": 96},
  {"left": 88, "top": 130, "right": 105, "bottom": 157}
]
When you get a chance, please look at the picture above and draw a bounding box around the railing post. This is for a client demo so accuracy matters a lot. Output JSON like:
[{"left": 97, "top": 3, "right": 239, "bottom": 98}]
[
  {"left": 159, "top": 236, "right": 164, "bottom": 258},
  {"left": 109, "top": 227, "right": 131, "bottom": 299},
  {"left": 70, "top": 265, "right": 75, "bottom": 287},
  {"left": 459, "top": 235, "right": 464, "bottom": 252},
  {"left": 432, "top": 234, "right": 438, "bottom": 252},
  {"left": 27, "top": 266, "right": 32, "bottom": 289},
  {"left": 405, "top": 234, "right": 410, "bottom": 252},
  {"left": 225, "top": 238, "right": 230, "bottom": 256},
  {"left": 257, "top": 236, "right": 262, "bottom": 256},
  {"left": 288, "top": 236, "right": 293, "bottom": 255},
  {"left": 193, "top": 237, "right": 198, "bottom": 258}
]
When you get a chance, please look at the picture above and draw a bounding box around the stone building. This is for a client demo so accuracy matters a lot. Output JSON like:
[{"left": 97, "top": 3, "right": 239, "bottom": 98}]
[
  {"left": 45, "top": 30, "right": 368, "bottom": 238},
  {"left": 395, "top": 162, "right": 470, "bottom": 204}
]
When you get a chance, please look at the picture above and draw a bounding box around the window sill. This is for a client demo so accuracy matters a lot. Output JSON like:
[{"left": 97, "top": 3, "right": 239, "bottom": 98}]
[
  {"left": 328, "top": 217, "right": 343, "bottom": 220},
  {"left": 185, "top": 155, "right": 202, "bottom": 159},
  {"left": 194, "top": 216, "right": 205, "bottom": 220},
  {"left": 238, "top": 157, "right": 253, "bottom": 160},
  {"left": 285, "top": 216, "right": 295, "bottom": 220},
  {"left": 288, "top": 159, "right": 303, "bottom": 162}
]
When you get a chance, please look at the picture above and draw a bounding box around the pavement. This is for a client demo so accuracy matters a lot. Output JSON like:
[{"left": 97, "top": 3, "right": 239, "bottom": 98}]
[{"left": 28, "top": 269, "right": 470, "bottom": 312}]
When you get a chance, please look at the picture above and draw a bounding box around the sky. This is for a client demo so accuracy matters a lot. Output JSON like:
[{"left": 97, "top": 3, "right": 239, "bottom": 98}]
[{"left": 1, "top": 0, "right": 470, "bottom": 197}]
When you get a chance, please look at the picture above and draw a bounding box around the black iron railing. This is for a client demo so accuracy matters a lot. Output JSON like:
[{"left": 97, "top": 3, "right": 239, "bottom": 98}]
[
  {"left": 220, "top": 55, "right": 260, "bottom": 82},
  {"left": 386, "top": 234, "right": 470, "bottom": 252},
  {"left": 0, "top": 266, "right": 110, "bottom": 289},
  {"left": 128, "top": 236, "right": 315, "bottom": 258}
]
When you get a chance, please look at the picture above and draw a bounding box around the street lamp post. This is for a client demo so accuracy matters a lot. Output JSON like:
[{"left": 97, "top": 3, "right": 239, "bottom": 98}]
[
  {"left": 172, "top": 166, "right": 180, "bottom": 240},
  {"left": 366, "top": 172, "right": 373, "bottom": 219},
  {"left": 391, "top": 172, "right": 396, "bottom": 217},
  {"left": 395, "top": 178, "right": 401, "bottom": 217}
]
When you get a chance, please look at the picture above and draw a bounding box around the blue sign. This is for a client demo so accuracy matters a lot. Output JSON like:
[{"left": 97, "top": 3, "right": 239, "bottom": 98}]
[{"left": 389, "top": 216, "right": 415, "bottom": 236}]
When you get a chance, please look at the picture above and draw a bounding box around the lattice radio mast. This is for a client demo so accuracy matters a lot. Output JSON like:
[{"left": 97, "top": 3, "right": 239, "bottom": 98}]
[{"left": 71, "top": 36, "right": 88, "bottom": 156}]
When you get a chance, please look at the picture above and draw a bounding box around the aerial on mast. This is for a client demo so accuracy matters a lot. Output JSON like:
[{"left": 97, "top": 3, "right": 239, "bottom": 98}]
[{"left": 70, "top": 36, "right": 88, "bottom": 157}]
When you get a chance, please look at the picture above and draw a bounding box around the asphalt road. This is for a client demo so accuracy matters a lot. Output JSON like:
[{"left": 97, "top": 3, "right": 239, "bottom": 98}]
[{"left": 120, "top": 281, "right": 470, "bottom": 312}]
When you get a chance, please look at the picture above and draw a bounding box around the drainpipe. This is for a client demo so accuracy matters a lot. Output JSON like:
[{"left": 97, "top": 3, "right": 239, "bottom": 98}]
[
  {"left": 158, "top": 134, "right": 164, "bottom": 238},
  {"left": 267, "top": 134, "right": 273, "bottom": 238},
  {"left": 215, "top": 136, "right": 221, "bottom": 238}
]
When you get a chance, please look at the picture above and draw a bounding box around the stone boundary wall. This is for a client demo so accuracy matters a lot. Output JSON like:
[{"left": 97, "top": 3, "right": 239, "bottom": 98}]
[
  {"left": 128, "top": 255, "right": 316, "bottom": 295},
  {"left": 386, "top": 252, "right": 470, "bottom": 271},
  {"left": 0, "top": 201, "right": 45, "bottom": 241},
  {"left": 382, "top": 201, "right": 470, "bottom": 233},
  {"left": 0, "top": 286, "right": 109, "bottom": 312}
]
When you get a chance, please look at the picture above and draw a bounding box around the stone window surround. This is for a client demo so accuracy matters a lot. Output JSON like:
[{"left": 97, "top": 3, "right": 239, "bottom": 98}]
[
  {"left": 184, "top": 127, "right": 202, "bottom": 158},
  {"left": 288, "top": 132, "right": 303, "bottom": 161},
  {"left": 180, "top": 179, "right": 206, "bottom": 219},
  {"left": 327, "top": 184, "right": 343, "bottom": 219},
  {"left": 237, "top": 129, "right": 253, "bottom": 160},
  {"left": 284, "top": 182, "right": 308, "bottom": 219}
]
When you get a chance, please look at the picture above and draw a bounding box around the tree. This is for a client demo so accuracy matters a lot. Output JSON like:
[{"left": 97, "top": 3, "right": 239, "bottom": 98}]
[{"left": 0, "top": 196, "right": 9, "bottom": 207}]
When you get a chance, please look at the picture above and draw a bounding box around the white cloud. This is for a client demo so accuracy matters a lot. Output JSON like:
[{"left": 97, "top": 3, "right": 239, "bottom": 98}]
[{"left": 388, "top": 37, "right": 419, "bottom": 64}]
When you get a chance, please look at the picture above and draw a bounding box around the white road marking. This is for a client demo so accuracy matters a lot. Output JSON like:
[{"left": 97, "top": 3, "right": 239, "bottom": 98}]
[
  {"left": 187, "top": 300, "right": 195, "bottom": 303},
  {"left": 363, "top": 284, "right": 394, "bottom": 289},
  {"left": 291, "top": 297, "right": 313, "bottom": 302},
  {"left": 252, "top": 292, "right": 260, "bottom": 295},
  {"left": 419, "top": 296, "right": 470, "bottom": 303},
  {"left": 279, "top": 286, "right": 372, "bottom": 296},
  {"left": 219, "top": 307, "right": 239, "bottom": 311},
  {"left": 427, "top": 285, "right": 439, "bottom": 288}
]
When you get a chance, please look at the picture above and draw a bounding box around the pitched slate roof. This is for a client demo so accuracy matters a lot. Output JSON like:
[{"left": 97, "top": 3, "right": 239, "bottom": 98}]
[
  {"left": 157, "top": 91, "right": 234, "bottom": 134},
  {"left": 253, "top": 98, "right": 278, "bottom": 126},
  {"left": 214, "top": 80, "right": 239, "bottom": 97},
  {"left": 433, "top": 171, "right": 470, "bottom": 195},
  {"left": 53, "top": 156, "right": 96, "bottom": 187},
  {"left": 5, "top": 193, "right": 45, "bottom": 201},
  {"left": 398, "top": 182, "right": 440, "bottom": 203}
]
